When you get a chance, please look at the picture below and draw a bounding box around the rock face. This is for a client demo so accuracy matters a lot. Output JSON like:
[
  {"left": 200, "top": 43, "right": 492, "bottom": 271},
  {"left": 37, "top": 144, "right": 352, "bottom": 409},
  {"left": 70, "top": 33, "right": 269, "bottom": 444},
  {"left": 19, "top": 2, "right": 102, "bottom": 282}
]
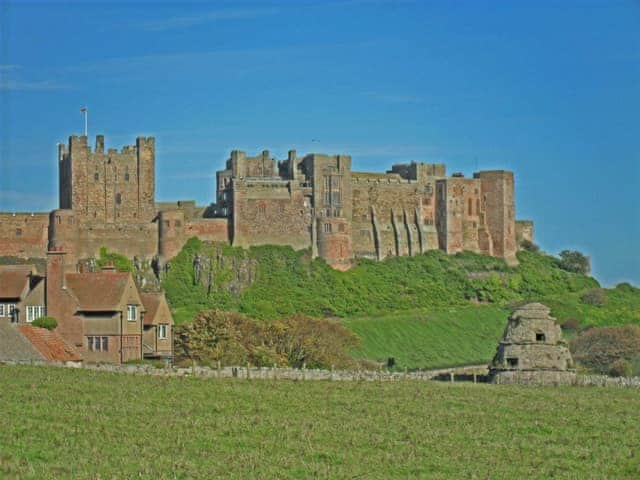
[{"left": 489, "top": 303, "right": 576, "bottom": 385}]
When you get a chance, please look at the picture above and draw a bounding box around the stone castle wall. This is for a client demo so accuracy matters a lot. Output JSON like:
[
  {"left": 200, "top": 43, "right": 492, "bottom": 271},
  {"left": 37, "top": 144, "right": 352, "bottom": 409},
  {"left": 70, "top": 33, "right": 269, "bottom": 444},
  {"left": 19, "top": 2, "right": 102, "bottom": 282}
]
[
  {"left": 0, "top": 213, "right": 49, "bottom": 258},
  {"left": 1, "top": 135, "right": 532, "bottom": 270}
]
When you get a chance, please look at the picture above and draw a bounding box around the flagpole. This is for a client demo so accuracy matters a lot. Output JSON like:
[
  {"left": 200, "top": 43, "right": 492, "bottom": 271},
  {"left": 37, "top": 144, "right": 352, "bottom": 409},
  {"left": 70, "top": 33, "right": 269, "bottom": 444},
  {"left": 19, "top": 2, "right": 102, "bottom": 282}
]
[{"left": 81, "top": 106, "right": 88, "bottom": 137}]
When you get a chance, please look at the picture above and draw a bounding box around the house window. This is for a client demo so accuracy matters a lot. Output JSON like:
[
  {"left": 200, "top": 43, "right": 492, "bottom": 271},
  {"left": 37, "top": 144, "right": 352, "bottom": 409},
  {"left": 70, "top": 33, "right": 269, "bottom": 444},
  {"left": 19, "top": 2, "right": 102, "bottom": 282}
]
[
  {"left": 0, "top": 304, "right": 4, "bottom": 317},
  {"left": 127, "top": 305, "right": 137, "bottom": 321},
  {"left": 26, "top": 305, "right": 46, "bottom": 323},
  {"left": 536, "top": 333, "right": 546, "bottom": 342},
  {"left": 88, "top": 336, "right": 94, "bottom": 351},
  {"left": 102, "top": 337, "right": 109, "bottom": 351},
  {"left": 158, "top": 324, "right": 168, "bottom": 340},
  {"left": 507, "top": 357, "right": 519, "bottom": 367},
  {"left": 324, "top": 223, "right": 332, "bottom": 233}
]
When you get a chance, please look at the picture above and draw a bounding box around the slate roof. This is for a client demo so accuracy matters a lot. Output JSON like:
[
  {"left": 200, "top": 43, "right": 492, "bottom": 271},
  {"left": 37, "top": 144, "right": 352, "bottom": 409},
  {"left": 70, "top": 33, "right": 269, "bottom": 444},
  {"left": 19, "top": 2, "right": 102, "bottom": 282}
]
[
  {"left": 0, "top": 265, "right": 34, "bottom": 299},
  {"left": 18, "top": 325, "right": 82, "bottom": 362},
  {"left": 64, "top": 272, "right": 131, "bottom": 311},
  {"left": 0, "top": 319, "right": 43, "bottom": 362}
]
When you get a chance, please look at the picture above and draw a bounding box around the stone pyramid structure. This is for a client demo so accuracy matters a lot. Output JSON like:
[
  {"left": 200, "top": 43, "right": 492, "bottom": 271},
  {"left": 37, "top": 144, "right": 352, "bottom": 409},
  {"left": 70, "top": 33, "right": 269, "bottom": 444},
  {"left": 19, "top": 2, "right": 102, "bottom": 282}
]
[{"left": 489, "top": 302, "right": 576, "bottom": 385}]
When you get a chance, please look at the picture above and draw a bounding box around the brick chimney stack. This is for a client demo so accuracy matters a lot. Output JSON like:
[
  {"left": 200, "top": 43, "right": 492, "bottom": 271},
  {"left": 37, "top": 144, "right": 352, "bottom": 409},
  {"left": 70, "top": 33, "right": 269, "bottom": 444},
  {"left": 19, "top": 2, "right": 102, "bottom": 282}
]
[{"left": 46, "top": 247, "right": 67, "bottom": 322}]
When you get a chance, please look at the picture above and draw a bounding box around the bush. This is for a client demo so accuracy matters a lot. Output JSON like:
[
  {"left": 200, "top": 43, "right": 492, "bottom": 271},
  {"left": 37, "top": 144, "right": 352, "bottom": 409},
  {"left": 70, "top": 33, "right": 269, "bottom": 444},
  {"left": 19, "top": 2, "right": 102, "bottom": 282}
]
[
  {"left": 31, "top": 316, "right": 58, "bottom": 331},
  {"left": 97, "top": 247, "right": 133, "bottom": 272},
  {"left": 558, "top": 250, "right": 590, "bottom": 275},
  {"left": 561, "top": 318, "right": 581, "bottom": 332},
  {"left": 609, "top": 359, "right": 632, "bottom": 378},
  {"left": 520, "top": 240, "right": 539, "bottom": 253},
  {"left": 569, "top": 325, "right": 640, "bottom": 374},
  {"left": 581, "top": 288, "right": 608, "bottom": 306},
  {"left": 174, "top": 310, "right": 359, "bottom": 369}
]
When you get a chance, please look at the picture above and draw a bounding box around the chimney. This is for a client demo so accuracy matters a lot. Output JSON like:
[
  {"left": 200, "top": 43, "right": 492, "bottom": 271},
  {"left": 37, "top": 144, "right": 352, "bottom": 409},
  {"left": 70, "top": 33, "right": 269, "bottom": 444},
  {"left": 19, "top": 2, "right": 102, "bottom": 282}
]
[
  {"left": 101, "top": 262, "right": 117, "bottom": 274},
  {"left": 46, "top": 247, "right": 67, "bottom": 322}
]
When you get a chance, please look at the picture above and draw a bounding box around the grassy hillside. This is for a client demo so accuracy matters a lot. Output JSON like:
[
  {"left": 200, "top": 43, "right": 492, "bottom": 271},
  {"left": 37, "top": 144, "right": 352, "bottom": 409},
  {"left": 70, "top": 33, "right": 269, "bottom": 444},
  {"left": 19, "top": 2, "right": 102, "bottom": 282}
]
[
  {"left": 344, "top": 305, "right": 508, "bottom": 369},
  {"left": 1, "top": 366, "right": 638, "bottom": 479},
  {"left": 163, "top": 239, "right": 600, "bottom": 324}
]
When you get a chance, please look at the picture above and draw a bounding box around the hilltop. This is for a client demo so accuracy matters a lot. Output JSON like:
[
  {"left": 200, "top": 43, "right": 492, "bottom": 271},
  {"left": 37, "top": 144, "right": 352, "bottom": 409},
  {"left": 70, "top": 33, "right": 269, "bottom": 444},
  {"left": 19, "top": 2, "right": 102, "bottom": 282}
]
[{"left": 162, "top": 239, "right": 639, "bottom": 369}]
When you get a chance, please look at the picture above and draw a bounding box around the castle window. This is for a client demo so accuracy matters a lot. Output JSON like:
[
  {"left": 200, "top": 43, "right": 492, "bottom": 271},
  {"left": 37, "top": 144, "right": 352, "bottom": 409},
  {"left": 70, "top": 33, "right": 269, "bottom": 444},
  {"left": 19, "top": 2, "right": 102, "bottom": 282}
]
[
  {"left": 116, "top": 193, "right": 122, "bottom": 205},
  {"left": 476, "top": 199, "right": 480, "bottom": 215},
  {"left": 361, "top": 214, "right": 368, "bottom": 222},
  {"left": 258, "top": 204, "right": 266, "bottom": 215},
  {"left": 15, "top": 228, "right": 22, "bottom": 237},
  {"left": 124, "top": 168, "right": 130, "bottom": 182},
  {"left": 278, "top": 203, "right": 285, "bottom": 214},
  {"left": 536, "top": 333, "right": 546, "bottom": 342},
  {"left": 56, "top": 215, "right": 61, "bottom": 224},
  {"left": 164, "top": 220, "right": 170, "bottom": 228},
  {"left": 68, "top": 216, "right": 74, "bottom": 225},
  {"left": 324, "top": 223, "right": 332, "bottom": 233},
  {"left": 468, "top": 198, "right": 472, "bottom": 216},
  {"left": 94, "top": 172, "right": 99, "bottom": 182},
  {"left": 360, "top": 229, "right": 369, "bottom": 238}
]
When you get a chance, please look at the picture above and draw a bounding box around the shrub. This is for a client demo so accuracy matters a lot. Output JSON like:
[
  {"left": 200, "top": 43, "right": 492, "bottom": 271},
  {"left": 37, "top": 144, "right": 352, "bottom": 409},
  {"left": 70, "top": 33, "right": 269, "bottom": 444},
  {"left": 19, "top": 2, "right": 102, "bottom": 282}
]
[
  {"left": 558, "top": 250, "right": 590, "bottom": 275},
  {"left": 561, "top": 318, "right": 581, "bottom": 332},
  {"left": 569, "top": 325, "right": 640, "bottom": 374},
  {"left": 609, "top": 359, "right": 632, "bottom": 378},
  {"left": 520, "top": 240, "right": 539, "bottom": 253},
  {"left": 174, "top": 310, "right": 359, "bottom": 369},
  {"left": 31, "top": 316, "right": 58, "bottom": 331},
  {"left": 581, "top": 288, "right": 608, "bottom": 306},
  {"left": 97, "top": 247, "right": 133, "bottom": 272}
]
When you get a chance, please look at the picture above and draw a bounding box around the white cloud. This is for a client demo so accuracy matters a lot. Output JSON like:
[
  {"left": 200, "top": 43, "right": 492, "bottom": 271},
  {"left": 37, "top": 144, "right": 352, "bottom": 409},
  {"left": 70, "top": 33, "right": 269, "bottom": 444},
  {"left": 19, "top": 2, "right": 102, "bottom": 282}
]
[{"left": 134, "top": 7, "right": 278, "bottom": 31}]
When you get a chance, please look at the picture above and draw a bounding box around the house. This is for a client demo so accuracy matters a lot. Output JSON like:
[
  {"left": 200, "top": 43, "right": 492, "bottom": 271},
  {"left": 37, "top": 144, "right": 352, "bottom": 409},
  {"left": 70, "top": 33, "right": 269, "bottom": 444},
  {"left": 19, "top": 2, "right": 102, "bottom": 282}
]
[
  {"left": 0, "top": 265, "right": 46, "bottom": 324},
  {"left": 141, "top": 293, "right": 174, "bottom": 359},
  {"left": 46, "top": 248, "right": 149, "bottom": 364}
]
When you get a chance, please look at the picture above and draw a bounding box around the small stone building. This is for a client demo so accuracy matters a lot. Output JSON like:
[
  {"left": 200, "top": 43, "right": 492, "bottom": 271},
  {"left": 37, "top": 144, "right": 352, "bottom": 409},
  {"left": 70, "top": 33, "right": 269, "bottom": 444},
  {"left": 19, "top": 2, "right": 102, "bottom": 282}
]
[{"left": 489, "top": 303, "right": 576, "bottom": 385}]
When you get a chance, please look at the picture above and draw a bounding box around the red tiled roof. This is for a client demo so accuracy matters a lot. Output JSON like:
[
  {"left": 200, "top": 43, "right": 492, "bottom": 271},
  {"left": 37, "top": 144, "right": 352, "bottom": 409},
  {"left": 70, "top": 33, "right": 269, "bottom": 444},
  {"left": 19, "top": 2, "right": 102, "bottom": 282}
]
[
  {"left": 140, "top": 293, "right": 162, "bottom": 325},
  {"left": 17, "top": 325, "right": 82, "bottom": 362},
  {"left": 0, "top": 265, "right": 34, "bottom": 299},
  {"left": 65, "top": 272, "right": 131, "bottom": 311}
]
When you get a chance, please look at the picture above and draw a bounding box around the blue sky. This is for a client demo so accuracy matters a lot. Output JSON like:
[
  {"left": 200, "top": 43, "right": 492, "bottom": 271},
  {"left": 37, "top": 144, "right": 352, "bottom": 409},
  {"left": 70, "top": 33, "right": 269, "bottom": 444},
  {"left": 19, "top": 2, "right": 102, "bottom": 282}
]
[{"left": 0, "top": 0, "right": 638, "bottom": 286}]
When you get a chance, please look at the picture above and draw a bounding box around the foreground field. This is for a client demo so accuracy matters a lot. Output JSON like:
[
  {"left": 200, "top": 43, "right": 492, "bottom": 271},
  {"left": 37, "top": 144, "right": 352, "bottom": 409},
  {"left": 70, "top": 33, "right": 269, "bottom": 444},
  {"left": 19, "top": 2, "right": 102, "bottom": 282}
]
[{"left": 1, "top": 366, "right": 638, "bottom": 479}]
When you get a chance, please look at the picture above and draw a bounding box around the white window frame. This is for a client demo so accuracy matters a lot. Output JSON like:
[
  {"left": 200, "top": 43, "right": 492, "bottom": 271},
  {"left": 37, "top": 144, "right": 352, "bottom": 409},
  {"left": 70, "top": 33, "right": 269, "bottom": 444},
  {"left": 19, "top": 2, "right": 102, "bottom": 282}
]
[
  {"left": 0, "top": 304, "right": 4, "bottom": 317},
  {"left": 126, "top": 304, "right": 137, "bottom": 322},
  {"left": 158, "top": 324, "right": 168, "bottom": 340},
  {"left": 26, "top": 305, "right": 46, "bottom": 323},
  {"left": 8, "top": 304, "right": 16, "bottom": 321}
]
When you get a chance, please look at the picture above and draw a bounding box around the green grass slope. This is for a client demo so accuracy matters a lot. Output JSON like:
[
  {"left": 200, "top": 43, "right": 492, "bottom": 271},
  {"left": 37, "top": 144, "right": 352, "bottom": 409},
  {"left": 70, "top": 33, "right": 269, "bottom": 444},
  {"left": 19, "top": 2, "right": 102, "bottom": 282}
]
[
  {"left": 1, "top": 366, "right": 638, "bottom": 479},
  {"left": 344, "top": 305, "right": 508, "bottom": 369}
]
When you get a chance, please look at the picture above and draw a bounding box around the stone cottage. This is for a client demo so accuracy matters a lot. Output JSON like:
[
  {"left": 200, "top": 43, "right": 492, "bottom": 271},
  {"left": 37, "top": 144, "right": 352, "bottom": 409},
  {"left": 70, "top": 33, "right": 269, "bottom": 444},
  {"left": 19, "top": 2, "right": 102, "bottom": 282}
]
[{"left": 489, "top": 303, "right": 576, "bottom": 385}]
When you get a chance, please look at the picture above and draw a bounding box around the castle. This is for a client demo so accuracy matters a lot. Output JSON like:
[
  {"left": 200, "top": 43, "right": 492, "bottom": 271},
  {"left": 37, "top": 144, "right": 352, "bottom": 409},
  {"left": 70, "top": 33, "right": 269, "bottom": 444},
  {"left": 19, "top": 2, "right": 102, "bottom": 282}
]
[{"left": 0, "top": 135, "right": 534, "bottom": 270}]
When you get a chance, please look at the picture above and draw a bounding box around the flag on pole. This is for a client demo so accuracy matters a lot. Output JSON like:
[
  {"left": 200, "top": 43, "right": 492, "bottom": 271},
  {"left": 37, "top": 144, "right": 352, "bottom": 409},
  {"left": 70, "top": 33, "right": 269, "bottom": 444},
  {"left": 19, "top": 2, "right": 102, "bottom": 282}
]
[{"left": 80, "top": 107, "right": 87, "bottom": 112}]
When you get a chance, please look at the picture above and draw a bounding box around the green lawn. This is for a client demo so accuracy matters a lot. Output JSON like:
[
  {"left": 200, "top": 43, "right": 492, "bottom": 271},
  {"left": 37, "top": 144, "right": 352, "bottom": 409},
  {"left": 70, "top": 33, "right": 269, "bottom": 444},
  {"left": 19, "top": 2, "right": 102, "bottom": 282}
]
[
  {"left": 344, "top": 305, "right": 507, "bottom": 369},
  {"left": 1, "top": 366, "right": 638, "bottom": 479}
]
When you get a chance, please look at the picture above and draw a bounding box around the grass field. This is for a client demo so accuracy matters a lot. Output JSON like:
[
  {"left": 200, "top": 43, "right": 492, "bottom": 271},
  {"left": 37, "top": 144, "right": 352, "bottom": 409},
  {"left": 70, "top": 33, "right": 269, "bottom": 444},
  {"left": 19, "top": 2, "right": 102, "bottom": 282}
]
[
  {"left": 1, "top": 366, "right": 639, "bottom": 479},
  {"left": 344, "top": 305, "right": 507, "bottom": 369}
]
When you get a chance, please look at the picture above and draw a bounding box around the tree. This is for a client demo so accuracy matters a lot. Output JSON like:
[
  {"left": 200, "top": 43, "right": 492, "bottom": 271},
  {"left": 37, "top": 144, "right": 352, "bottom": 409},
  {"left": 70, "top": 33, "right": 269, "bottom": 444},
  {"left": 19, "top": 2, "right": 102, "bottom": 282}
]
[{"left": 558, "top": 250, "right": 590, "bottom": 275}]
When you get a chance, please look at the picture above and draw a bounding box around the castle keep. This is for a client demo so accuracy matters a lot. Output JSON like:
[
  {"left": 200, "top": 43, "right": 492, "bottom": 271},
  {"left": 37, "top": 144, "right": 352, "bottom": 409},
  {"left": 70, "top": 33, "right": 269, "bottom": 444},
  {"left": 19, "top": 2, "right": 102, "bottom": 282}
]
[{"left": 0, "top": 135, "right": 534, "bottom": 270}]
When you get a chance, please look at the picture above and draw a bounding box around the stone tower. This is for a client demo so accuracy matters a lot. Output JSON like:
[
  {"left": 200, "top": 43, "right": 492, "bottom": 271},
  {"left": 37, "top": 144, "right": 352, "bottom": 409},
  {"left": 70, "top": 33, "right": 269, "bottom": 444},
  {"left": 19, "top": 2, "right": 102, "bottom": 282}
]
[{"left": 489, "top": 303, "right": 576, "bottom": 385}]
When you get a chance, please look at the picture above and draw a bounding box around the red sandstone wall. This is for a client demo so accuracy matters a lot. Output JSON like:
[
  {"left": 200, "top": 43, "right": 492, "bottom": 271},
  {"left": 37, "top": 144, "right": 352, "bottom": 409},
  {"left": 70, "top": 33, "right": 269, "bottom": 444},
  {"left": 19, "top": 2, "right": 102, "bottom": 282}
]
[{"left": 0, "top": 213, "right": 49, "bottom": 258}]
